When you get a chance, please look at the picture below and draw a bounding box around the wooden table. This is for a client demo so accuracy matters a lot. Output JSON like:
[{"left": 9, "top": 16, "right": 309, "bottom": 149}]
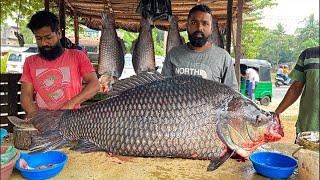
[{"left": 3, "top": 135, "right": 299, "bottom": 180}]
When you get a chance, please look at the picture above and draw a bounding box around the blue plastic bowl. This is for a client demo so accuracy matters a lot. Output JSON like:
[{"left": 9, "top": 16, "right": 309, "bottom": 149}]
[
  {"left": 249, "top": 151, "right": 297, "bottom": 179},
  {"left": 0, "top": 128, "right": 8, "bottom": 144},
  {"left": 15, "top": 151, "right": 68, "bottom": 180}
]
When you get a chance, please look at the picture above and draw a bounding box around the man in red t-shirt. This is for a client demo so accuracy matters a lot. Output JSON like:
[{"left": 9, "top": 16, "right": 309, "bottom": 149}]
[{"left": 20, "top": 11, "right": 99, "bottom": 118}]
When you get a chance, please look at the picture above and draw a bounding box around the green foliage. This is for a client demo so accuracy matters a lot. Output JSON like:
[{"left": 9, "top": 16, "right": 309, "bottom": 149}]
[
  {"left": 241, "top": 21, "right": 268, "bottom": 58},
  {"left": 240, "top": 0, "right": 278, "bottom": 59},
  {"left": 120, "top": 29, "right": 165, "bottom": 56},
  {"left": 256, "top": 23, "right": 297, "bottom": 65},
  {"left": 241, "top": 0, "right": 319, "bottom": 70},
  {"left": 248, "top": 0, "right": 277, "bottom": 17},
  {"left": 0, "top": 51, "right": 11, "bottom": 73},
  {"left": 294, "top": 14, "right": 320, "bottom": 57},
  {"left": 120, "top": 29, "right": 138, "bottom": 54},
  {"left": 153, "top": 29, "right": 164, "bottom": 56},
  {"left": 0, "top": 0, "right": 43, "bottom": 27}
]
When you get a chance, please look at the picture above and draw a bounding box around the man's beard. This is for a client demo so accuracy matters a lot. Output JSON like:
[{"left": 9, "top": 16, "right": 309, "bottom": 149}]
[
  {"left": 188, "top": 31, "right": 209, "bottom": 47},
  {"left": 39, "top": 42, "right": 63, "bottom": 61}
]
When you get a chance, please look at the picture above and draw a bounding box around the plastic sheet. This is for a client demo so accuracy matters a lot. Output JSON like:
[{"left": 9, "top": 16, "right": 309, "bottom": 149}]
[
  {"left": 1, "top": 146, "right": 17, "bottom": 165},
  {"left": 136, "top": 0, "right": 172, "bottom": 21}
]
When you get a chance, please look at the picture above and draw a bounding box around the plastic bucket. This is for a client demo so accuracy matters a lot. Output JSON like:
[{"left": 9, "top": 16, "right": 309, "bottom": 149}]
[{"left": 1, "top": 146, "right": 20, "bottom": 180}]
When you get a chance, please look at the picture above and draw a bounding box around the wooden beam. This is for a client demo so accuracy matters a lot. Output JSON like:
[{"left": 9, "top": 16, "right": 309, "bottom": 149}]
[
  {"left": 74, "top": 11, "right": 79, "bottom": 45},
  {"left": 225, "top": 0, "right": 233, "bottom": 53},
  {"left": 59, "top": 0, "right": 66, "bottom": 39},
  {"left": 235, "top": 0, "right": 244, "bottom": 88},
  {"left": 44, "top": 0, "right": 50, "bottom": 11}
]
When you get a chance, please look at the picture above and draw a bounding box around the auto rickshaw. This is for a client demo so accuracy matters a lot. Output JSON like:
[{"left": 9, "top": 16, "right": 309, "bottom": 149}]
[{"left": 239, "top": 59, "right": 273, "bottom": 106}]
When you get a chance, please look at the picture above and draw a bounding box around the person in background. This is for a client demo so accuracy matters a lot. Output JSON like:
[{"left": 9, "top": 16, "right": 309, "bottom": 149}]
[
  {"left": 20, "top": 11, "right": 99, "bottom": 118},
  {"left": 276, "top": 64, "right": 286, "bottom": 81},
  {"left": 161, "top": 4, "right": 238, "bottom": 90},
  {"left": 245, "top": 67, "right": 260, "bottom": 100},
  {"left": 275, "top": 46, "right": 319, "bottom": 139},
  {"left": 282, "top": 65, "right": 291, "bottom": 83}
]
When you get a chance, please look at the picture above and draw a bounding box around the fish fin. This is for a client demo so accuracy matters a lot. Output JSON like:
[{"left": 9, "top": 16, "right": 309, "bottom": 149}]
[
  {"left": 29, "top": 130, "right": 69, "bottom": 152},
  {"left": 207, "top": 149, "right": 234, "bottom": 171},
  {"left": 216, "top": 117, "right": 238, "bottom": 151},
  {"left": 107, "top": 71, "right": 164, "bottom": 96},
  {"left": 71, "top": 139, "right": 104, "bottom": 153},
  {"left": 27, "top": 110, "right": 67, "bottom": 152},
  {"left": 7, "top": 116, "right": 37, "bottom": 130},
  {"left": 29, "top": 110, "right": 64, "bottom": 133}
]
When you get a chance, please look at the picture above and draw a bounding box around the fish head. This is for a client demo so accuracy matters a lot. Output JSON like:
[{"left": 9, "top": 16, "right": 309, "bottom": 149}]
[{"left": 218, "top": 96, "right": 284, "bottom": 158}]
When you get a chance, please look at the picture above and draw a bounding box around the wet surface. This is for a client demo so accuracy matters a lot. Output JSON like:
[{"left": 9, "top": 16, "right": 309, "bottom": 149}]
[{"left": 3, "top": 132, "right": 299, "bottom": 180}]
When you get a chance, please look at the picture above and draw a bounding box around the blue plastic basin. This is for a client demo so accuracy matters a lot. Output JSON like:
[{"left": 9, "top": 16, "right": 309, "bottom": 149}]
[
  {"left": 249, "top": 151, "right": 297, "bottom": 179},
  {"left": 0, "top": 128, "right": 8, "bottom": 144},
  {"left": 15, "top": 151, "right": 68, "bottom": 180}
]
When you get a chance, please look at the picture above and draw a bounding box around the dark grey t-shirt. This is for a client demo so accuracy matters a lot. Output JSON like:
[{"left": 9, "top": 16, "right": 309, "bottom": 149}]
[{"left": 161, "top": 44, "right": 238, "bottom": 90}]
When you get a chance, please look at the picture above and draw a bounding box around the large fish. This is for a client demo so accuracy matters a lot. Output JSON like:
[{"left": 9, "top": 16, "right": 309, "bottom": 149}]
[
  {"left": 9, "top": 73, "right": 283, "bottom": 171},
  {"left": 97, "top": 13, "right": 125, "bottom": 92},
  {"left": 132, "top": 18, "right": 155, "bottom": 74},
  {"left": 166, "top": 16, "right": 184, "bottom": 55}
]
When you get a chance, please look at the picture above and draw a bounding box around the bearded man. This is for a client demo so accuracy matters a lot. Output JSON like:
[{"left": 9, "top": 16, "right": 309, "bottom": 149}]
[
  {"left": 20, "top": 11, "right": 99, "bottom": 118},
  {"left": 161, "top": 4, "right": 238, "bottom": 90}
]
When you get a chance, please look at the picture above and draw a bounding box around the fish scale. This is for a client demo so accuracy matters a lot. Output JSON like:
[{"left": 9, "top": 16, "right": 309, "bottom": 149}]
[
  {"left": 166, "top": 16, "right": 184, "bottom": 55},
  {"left": 132, "top": 18, "right": 156, "bottom": 74},
  {"left": 97, "top": 13, "right": 124, "bottom": 78}
]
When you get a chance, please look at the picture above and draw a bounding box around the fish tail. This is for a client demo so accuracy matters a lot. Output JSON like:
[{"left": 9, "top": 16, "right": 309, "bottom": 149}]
[
  {"left": 29, "top": 110, "right": 70, "bottom": 152},
  {"left": 29, "top": 130, "right": 69, "bottom": 152}
]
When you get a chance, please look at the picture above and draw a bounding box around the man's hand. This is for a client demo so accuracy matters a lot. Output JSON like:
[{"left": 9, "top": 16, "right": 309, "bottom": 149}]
[
  {"left": 270, "top": 112, "right": 281, "bottom": 126},
  {"left": 25, "top": 110, "right": 38, "bottom": 120},
  {"left": 61, "top": 100, "right": 76, "bottom": 109}
]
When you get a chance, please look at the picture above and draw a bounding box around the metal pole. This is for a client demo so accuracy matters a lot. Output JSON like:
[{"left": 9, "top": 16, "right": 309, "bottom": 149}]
[
  {"left": 226, "top": 0, "right": 233, "bottom": 53},
  {"left": 235, "top": 0, "right": 244, "bottom": 87}
]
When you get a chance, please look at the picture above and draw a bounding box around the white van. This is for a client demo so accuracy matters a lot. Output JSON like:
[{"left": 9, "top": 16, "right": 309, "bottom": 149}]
[{"left": 6, "top": 51, "right": 37, "bottom": 73}]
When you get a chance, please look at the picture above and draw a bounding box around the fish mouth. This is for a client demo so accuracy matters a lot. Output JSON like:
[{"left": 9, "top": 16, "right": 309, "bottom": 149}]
[{"left": 222, "top": 120, "right": 283, "bottom": 158}]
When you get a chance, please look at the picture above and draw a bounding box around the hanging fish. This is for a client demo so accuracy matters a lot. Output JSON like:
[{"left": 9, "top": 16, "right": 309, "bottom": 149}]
[
  {"left": 97, "top": 13, "right": 125, "bottom": 93},
  {"left": 166, "top": 16, "right": 184, "bottom": 55},
  {"left": 132, "top": 17, "right": 156, "bottom": 74},
  {"left": 209, "top": 15, "right": 224, "bottom": 48}
]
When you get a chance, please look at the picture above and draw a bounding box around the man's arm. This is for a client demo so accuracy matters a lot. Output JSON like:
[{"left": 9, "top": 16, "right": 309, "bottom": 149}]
[
  {"left": 275, "top": 81, "right": 305, "bottom": 114},
  {"left": 20, "top": 82, "right": 38, "bottom": 118},
  {"left": 61, "top": 72, "right": 99, "bottom": 109}
]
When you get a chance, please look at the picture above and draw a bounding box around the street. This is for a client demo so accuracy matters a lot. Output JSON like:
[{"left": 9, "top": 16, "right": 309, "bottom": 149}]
[{"left": 273, "top": 85, "right": 290, "bottom": 100}]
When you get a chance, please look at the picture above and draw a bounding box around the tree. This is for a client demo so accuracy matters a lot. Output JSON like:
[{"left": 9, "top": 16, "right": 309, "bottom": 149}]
[
  {"left": 240, "top": 0, "right": 277, "bottom": 58},
  {"left": 257, "top": 23, "right": 296, "bottom": 66},
  {"left": 241, "top": 21, "right": 268, "bottom": 58},
  {"left": 0, "top": 0, "right": 43, "bottom": 26},
  {"left": 294, "top": 14, "right": 319, "bottom": 57},
  {"left": 120, "top": 29, "right": 165, "bottom": 56}
]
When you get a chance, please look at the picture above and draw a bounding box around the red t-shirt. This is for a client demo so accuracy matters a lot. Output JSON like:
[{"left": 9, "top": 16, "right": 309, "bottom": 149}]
[{"left": 20, "top": 49, "right": 95, "bottom": 110}]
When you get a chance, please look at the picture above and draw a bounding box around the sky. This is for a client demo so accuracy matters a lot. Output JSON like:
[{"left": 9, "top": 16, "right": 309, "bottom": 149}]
[
  {"left": 4, "top": 0, "right": 319, "bottom": 35},
  {"left": 260, "top": 0, "right": 319, "bottom": 34}
]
